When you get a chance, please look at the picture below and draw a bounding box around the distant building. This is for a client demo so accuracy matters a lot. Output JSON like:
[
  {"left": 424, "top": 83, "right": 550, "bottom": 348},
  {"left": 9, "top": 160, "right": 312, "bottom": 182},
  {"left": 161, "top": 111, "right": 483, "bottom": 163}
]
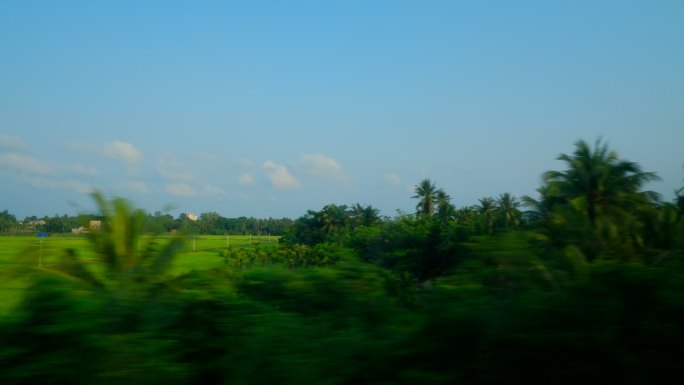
[
  {"left": 90, "top": 220, "right": 102, "bottom": 230},
  {"left": 72, "top": 226, "right": 88, "bottom": 235},
  {"left": 185, "top": 212, "right": 198, "bottom": 221},
  {"left": 22, "top": 219, "right": 46, "bottom": 231}
]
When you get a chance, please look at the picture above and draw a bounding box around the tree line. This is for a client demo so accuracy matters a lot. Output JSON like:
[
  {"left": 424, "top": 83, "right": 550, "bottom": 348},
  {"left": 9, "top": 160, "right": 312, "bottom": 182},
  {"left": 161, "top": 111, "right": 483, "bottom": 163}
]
[
  {"left": 282, "top": 139, "right": 683, "bottom": 278},
  {"left": 0, "top": 210, "right": 294, "bottom": 236}
]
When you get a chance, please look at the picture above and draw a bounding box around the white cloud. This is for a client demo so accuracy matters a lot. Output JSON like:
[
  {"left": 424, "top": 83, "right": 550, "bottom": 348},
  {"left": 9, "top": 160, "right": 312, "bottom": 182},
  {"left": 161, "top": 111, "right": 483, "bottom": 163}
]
[
  {"left": 0, "top": 152, "right": 53, "bottom": 175},
  {"left": 0, "top": 133, "right": 27, "bottom": 149},
  {"left": 124, "top": 181, "right": 149, "bottom": 194},
  {"left": 0, "top": 149, "right": 95, "bottom": 194},
  {"left": 69, "top": 140, "right": 143, "bottom": 165},
  {"left": 166, "top": 182, "right": 197, "bottom": 197},
  {"left": 26, "top": 176, "right": 91, "bottom": 193},
  {"left": 70, "top": 163, "right": 100, "bottom": 176},
  {"left": 297, "top": 154, "right": 347, "bottom": 184},
  {"left": 384, "top": 173, "right": 401, "bottom": 186},
  {"left": 238, "top": 173, "right": 255, "bottom": 185},
  {"left": 204, "top": 184, "right": 230, "bottom": 198},
  {"left": 234, "top": 157, "right": 256, "bottom": 168},
  {"left": 62, "top": 179, "right": 92, "bottom": 193},
  {"left": 156, "top": 157, "right": 194, "bottom": 182},
  {"left": 263, "top": 160, "right": 300, "bottom": 190},
  {"left": 103, "top": 140, "right": 143, "bottom": 164},
  {"left": 27, "top": 176, "right": 59, "bottom": 189}
]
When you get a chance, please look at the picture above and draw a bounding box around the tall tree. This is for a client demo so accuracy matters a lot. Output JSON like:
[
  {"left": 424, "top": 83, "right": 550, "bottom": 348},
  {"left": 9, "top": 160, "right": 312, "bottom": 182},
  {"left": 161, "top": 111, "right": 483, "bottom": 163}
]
[
  {"left": 0, "top": 209, "right": 17, "bottom": 234},
  {"left": 320, "top": 204, "right": 349, "bottom": 234},
  {"left": 455, "top": 205, "right": 479, "bottom": 228},
  {"left": 522, "top": 185, "right": 556, "bottom": 224},
  {"left": 496, "top": 193, "right": 521, "bottom": 228},
  {"left": 533, "top": 139, "right": 660, "bottom": 262},
  {"left": 478, "top": 197, "right": 497, "bottom": 234},
  {"left": 436, "top": 190, "right": 456, "bottom": 223},
  {"left": 198, "top": 212, "right": 221, "bottom": 234},
  {"left": 350, "top": 203, "right": 381, "bottom": 228},
  {"left": 543, "top": 139, "right": 660, "bottom": 228},
  {"left": 413, "top": 179, "right": 441, "bottom": 217}
]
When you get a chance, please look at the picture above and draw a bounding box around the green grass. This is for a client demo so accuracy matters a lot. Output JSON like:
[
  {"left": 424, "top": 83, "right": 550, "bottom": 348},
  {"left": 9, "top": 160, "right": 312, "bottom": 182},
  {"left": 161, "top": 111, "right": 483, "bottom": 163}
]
[
  {"left": 0, "top": 234, "right": 279, "bottom": 314},
  {"left": 173, "top": 235, "right": 278, "bottom": 274},
  {"left": 185, "top": 234, "right": 278, "bottom": 248},
  {"left": 0, "top": 235, "right": 89, "bottom": 314}
]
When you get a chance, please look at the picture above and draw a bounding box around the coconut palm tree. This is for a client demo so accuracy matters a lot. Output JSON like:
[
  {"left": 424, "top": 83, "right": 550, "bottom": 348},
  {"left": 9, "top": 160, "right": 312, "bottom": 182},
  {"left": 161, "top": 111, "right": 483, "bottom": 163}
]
[
  {"left": 543, "top": 139, "right": 660, "bottom": 228},
  {"left": 54, "top": 192, "right": 184, "bottom": 288},
  {"left": 522, "top": 185, "right": 564, "bottom": 222},
  {"left": 534, "top": 139, "right": 660, "bottom": 262},
  {"left": 478, "top": 196, "right": 497, "bottom": 234},
  {"left": 455, "top": 205, "right": 479, "bottom": 227},
  {"left": 350, "top": 203, "right": 381, "bottom": 228},
  {"left": 320, "top": 204, "right": 349, "bottom": 234},
  {"left": 676, "top": 185, "right": 684, "bottom": 219},
  {"left": 435, "top": 190, "right": 456, "bottom": 223},
  {"left": 496, "top": 192, "right": 521, "bottom": 228},
  {"left": 413, "top": 179, "right": 441, "bottom": 217}
]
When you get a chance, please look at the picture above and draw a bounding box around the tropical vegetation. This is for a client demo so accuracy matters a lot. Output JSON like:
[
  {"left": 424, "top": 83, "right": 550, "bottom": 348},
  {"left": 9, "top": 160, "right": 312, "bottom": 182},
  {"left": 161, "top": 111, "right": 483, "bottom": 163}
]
[{"left": 1, "top": 139, "right": 683, "bottom": 384}]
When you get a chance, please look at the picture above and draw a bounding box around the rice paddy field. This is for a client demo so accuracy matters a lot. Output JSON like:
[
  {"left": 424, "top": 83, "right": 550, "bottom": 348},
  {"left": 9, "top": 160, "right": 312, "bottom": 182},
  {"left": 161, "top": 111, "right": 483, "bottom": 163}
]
[{"left": 0, "top": 234, "right": 278, "bottom": 314}]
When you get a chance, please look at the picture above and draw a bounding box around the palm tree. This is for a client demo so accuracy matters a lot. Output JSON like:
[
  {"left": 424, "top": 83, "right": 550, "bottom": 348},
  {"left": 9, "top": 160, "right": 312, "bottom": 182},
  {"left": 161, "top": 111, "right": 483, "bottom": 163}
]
[
  {"left": 496, "top": 192, "right": 521, "bottom": 228},
  {"left": 435, "top": 190, "right": 456, "bottom": 223},
  {"left": 535, "top": 139, "right": 660, "bottom": 262},
  {"left": 320, "top": 204, "right": 349, "bottom": 234},
  {"left": 455, "top": 205, "right": 479, "bottom": 227},
  {"left": 479, "top": 196, "right": 496, "bottom": 233},
  {"left": 544, "top": 139, "right": 660, "bottom": 228},
  {"left": 676, "top": 185, "right": 684, "bottom": 219},
  {"left": 53, "top": 192, "right": 184, "bottom": 288},
  {"left": 350, "top": 203, "right": 381, "bottom": 227},
  {"left": 523, "top": 185, "right": 554, "bottom": 222},
  {"left": 413, "top": 179, "right": 441, "bottom": 217}
]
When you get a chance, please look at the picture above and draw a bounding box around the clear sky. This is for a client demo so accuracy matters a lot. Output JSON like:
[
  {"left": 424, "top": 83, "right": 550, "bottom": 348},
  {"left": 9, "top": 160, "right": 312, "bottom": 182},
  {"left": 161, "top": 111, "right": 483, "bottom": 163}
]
[{"left": 1, "top": 0, "right": 683, "bottom": 219}]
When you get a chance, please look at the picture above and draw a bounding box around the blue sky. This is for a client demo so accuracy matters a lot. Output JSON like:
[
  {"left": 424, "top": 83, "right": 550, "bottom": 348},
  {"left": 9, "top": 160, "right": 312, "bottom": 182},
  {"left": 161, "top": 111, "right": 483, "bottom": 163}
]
[{"left": 1, "top": 1, "right": 683, "bottom": 219}]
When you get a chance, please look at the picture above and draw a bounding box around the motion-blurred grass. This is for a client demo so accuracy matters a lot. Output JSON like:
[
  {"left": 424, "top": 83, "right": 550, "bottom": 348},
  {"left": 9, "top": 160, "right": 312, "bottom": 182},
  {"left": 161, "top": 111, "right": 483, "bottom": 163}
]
[{"left": 0, "top": 235, "right": 277, "bottom": 314}]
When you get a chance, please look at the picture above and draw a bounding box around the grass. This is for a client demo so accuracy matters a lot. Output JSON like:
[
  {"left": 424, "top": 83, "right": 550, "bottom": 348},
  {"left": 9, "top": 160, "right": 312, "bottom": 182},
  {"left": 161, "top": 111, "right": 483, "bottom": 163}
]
[{"left": 0, "top": 234, "right": 279, "bottom": 315}]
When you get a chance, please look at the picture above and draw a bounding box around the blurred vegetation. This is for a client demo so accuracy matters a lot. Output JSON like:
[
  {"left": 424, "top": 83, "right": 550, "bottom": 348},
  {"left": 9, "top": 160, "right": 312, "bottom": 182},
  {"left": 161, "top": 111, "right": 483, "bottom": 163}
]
[{"left": 1, "top": 139, "right": 683, "bottom": 384}]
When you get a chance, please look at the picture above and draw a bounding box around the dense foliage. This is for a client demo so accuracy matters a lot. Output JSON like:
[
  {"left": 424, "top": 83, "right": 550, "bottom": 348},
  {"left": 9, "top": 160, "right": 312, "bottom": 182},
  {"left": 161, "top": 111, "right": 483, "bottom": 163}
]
[{"left": 1, "top": 139, "right": 683, "bottom": 384}]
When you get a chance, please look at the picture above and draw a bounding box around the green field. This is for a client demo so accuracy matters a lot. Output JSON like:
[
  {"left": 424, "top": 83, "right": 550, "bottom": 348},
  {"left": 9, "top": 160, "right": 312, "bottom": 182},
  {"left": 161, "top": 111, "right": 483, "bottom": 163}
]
[{"left": 0, "top": 234, "right": 278, "bottom": 314}]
